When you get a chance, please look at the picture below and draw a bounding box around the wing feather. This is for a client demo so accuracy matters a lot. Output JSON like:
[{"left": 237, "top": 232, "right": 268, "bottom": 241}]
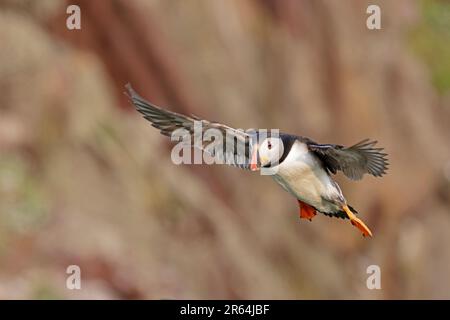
[
  {"left": 308, "top": 139, "right": 389, "bottom": 180},
  {"left": 126, "top": 84, "right": 257, "bottom": 170}
]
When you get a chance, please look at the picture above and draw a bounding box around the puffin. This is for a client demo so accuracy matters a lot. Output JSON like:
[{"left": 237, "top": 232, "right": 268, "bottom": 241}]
[{"left": 126, "top": 84, "right": 388, "bottom": 237}]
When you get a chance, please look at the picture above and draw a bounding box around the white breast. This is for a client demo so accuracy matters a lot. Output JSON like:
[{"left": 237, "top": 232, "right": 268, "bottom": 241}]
[{"left": 271, "top": 141, "right": 343, "bottom": 211}]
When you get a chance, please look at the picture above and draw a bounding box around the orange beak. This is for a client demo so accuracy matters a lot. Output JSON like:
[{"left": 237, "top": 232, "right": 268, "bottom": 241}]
[{"left": 250, "top": 144, "right": 259, "bottom": 171}]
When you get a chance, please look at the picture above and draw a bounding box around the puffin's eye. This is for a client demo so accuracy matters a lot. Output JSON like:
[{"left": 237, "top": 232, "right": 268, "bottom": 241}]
[{"left": 267, "top": 141, "right": 272, "bottom": 150}]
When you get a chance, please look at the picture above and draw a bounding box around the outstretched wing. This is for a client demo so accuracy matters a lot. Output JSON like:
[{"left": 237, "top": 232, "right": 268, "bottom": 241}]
[
  {"left": 308, "top": 139, "right": 388, "bottom": 180},
  {"left": 126, "top": 84, "right": 258, "bottom": 170}
]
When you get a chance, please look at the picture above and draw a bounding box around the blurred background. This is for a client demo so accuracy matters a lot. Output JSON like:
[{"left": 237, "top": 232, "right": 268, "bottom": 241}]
[{"left": 0, "top": 0, "right": 449, "bottom": 299}]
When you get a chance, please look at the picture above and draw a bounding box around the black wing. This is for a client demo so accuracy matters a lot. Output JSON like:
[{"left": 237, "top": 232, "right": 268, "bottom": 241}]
[
  {"left": 126, "top": 84, "right": 258, "bottom": 170},
  {"left": 308, "top": 139, "right": 388, "bottom": 180}
]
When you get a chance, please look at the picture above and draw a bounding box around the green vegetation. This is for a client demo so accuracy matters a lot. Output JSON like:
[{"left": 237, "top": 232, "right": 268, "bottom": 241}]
[
  {"left": 0, "top": 156, "right": 49, "bottom": 234},
  {"left": 410, "top": 0, "right": 450, "bottom": 94}
]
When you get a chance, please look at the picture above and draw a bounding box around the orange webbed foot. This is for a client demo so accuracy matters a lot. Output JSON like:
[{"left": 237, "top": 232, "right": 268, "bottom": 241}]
[
  {"left": 343, "top": 205, "right": 373, "bottom": 237},
  {"left": 298, "top": 200, "right": 317, "bottom": 221}
]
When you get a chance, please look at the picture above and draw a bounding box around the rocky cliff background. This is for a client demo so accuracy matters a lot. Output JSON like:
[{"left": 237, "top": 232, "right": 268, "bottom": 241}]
[{"left": 0, "top": 0, "right": 449, "bottom": 299}]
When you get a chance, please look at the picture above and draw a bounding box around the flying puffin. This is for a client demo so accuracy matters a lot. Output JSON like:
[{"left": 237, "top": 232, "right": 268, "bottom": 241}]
[{"left": 126, "top": 84, "right": 388, "bottom": 237}]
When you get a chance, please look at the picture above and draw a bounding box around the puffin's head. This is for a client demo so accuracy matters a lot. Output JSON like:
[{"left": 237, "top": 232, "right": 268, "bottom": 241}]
[{"left": 257, "top": 137, "right": 284, "bottom": 168}]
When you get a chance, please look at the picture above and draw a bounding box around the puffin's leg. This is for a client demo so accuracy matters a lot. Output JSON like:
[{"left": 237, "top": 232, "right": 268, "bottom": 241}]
[
  {"left": 342, "top": 205, "right": 372, "bottom": 237},
  {"left": 298, "top": 200, "right": 317, "bottom": 221}
]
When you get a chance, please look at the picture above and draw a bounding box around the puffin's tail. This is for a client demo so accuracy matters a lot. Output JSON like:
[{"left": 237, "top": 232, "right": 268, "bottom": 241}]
[{"left": 320, "top": 205, "right": 358, "bottom": 220}]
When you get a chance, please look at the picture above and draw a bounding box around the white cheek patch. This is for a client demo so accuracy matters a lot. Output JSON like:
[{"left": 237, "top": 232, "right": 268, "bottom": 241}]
[
  {"left": 259, "top": 138, "right": 283, "bottom": 175},
  {"left": 259, "top": 138, "right": 284, "bottom": 169},
  {"left": 270, "top": 140, "right": 284, "bottom": 166}
]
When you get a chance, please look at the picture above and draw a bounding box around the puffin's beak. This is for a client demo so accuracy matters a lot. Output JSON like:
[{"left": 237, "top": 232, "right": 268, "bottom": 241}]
[
  {"left": 250, "top": 144, "right": 259, "bottom": 171},
  {"left": 260, "top": 156, "right": 269, "bottom": 166}
]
